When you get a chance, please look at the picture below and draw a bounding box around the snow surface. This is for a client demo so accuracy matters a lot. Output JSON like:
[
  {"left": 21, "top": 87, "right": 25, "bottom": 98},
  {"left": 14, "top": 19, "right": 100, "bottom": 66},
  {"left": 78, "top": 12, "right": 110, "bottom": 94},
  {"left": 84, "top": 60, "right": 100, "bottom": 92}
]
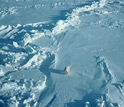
[{"left": 0, "top": 0, "right": 124, "bottom": 107}]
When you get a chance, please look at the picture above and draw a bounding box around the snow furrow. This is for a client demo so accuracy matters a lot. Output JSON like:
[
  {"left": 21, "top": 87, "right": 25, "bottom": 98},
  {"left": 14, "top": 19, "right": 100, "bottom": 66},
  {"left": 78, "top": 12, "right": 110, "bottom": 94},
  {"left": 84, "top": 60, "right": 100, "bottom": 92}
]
[{"left": 95, "top": 56, "right": 113, "bottom": 83}]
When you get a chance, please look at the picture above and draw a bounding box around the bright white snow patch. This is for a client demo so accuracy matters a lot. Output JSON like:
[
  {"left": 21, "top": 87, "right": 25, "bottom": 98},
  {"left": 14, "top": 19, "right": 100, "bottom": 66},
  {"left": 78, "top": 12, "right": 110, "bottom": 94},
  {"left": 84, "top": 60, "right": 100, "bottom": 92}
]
[
  {"left": 0, "top": 68, "right": 4, "bottom": 76},
  {"left": 13, "top": 41, "right": 19, "bottom": 48}
]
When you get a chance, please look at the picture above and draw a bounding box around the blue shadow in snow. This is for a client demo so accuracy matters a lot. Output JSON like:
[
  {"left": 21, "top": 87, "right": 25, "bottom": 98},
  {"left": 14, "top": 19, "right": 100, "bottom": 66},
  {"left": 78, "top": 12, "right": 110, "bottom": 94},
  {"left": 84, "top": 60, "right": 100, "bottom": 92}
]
[
  {"left": 46, "top": 94, "right": 56, "bottom": 107},
  {"left": 65, "top": 93, "right": 119, "bottom": 107},
  {"left": 50, "top": 68, "right": 65, "bottom": 74}
]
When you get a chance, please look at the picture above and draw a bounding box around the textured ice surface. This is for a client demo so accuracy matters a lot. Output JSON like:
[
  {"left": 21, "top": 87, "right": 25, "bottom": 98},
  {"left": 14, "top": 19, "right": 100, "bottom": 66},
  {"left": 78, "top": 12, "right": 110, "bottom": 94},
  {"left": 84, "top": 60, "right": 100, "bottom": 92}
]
[
  {"left": 0, "top": 69, "right": 46, "bottom": 107},
  {"left": 0, "top": 0, "right": 124, "bottom": 106}
]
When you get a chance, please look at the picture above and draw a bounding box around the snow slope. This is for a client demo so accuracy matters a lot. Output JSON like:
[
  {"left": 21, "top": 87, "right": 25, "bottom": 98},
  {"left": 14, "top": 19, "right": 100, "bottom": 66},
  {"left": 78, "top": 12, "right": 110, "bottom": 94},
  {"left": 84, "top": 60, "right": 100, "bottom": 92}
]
[{"left": 0, "top": 0, "right": 124, "bottom": 107}]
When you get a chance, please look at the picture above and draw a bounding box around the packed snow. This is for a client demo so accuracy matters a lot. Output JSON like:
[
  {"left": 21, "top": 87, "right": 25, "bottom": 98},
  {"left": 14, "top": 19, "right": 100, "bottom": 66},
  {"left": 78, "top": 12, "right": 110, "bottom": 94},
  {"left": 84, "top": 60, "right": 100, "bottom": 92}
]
[{"left": 0, "top": 0, "right": 124, "bottom": 107}]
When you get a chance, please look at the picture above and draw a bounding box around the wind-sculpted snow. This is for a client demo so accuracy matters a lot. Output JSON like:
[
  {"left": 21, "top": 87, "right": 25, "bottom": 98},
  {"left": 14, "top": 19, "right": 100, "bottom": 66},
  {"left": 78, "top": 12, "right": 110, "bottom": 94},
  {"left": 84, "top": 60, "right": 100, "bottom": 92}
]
[
  {"left": 95, "top": 56, "right": 113, "bottom": 83},
  {"left": 0, "top": 69, "right": 46, "bottom": 107},
  {"left": 0, "top": 0, "right": 107, "bottom": 69},
  {"left": 0, "top": 0, "right": 124, "bottom": 106},
  {"left": 66, "top": 93, "right": 120, "bottom": 107},
  {"left": 0, "top": 68, "right": 5, "bottom": 76},
  {"left": 0, "top": 7, "right": 17, "bottom": 18},
  {"left": 0, "top": 38, "right": 48, "bottom": 70},
  {"left": 52, "top": 0, "right": 107, "bottom": 35},
  {"left": 113, "top": 82, "right": 124, "bottom": 96},
  {"left": 0, "top": 23, "right": 54, "bottom": 107}
]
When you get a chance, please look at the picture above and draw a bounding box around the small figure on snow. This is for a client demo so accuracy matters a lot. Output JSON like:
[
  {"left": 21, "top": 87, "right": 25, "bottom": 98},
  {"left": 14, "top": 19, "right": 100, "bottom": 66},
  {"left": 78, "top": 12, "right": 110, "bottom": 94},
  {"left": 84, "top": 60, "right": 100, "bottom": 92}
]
[{"left": 64, "top": 65, "right": 72, "bottom": 74}]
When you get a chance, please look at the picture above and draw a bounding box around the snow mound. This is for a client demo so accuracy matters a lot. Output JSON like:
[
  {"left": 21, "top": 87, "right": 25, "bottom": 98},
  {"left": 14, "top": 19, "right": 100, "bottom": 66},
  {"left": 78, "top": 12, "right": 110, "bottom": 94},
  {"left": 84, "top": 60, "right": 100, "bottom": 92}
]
[
  {"left": 0, "top": 69, "right": 46, "bottom": 107},
  {"left": 0, "top": 32, "right": 52, "bottom": 70},
  {"left": 52, "top": 0, "right": 107, "bottom": 35},
  {"left": 0, "top": 7, "right": 17, "bottom": 18},
  {"left": 83, "top": 94, "right": 120, "bottom": 107},
  {"left": 95, "top": 56, "right": 113, "bottom": 83},
  {"left": 66, "top": 93, "right": 120, "bottom": 107}
]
